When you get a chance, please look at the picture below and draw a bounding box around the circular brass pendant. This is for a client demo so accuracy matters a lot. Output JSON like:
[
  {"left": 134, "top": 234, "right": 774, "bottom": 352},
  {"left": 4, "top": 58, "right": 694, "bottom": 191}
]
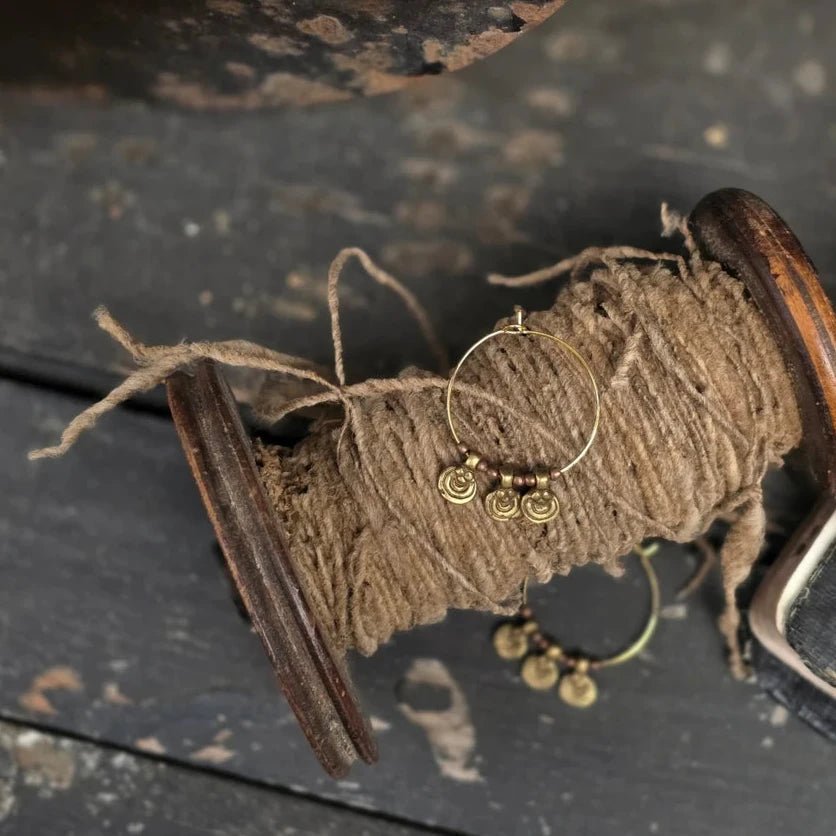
[
  {"left": 438, "top": 465, "right": 477, "bottom": 504},
  {"left": 558, "top": 671, "right": 598, "bottom": 708},
  {"left": 521, "top": 488, "right": 559, "bottom": 524},
  {"left": 493, "top": 622, "right": 529, "bottom": 660},
  {"left": 521, "top": 654, "right": 559, "bottom": 690},
  {"left": 485, "top": 487, "right": 521, "bottom": 521}
]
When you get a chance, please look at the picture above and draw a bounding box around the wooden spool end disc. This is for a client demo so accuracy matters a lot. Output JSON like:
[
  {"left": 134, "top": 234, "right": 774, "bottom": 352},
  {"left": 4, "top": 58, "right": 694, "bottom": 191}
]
[
  {"left": 167, "top": 361, "right": 377, "bottom": 778},
  {"left": 690, "top": 188, "right": 836, "bottom": 706},
  {"left": 689, "top": 188, "right": 836, "bottom": 493}
]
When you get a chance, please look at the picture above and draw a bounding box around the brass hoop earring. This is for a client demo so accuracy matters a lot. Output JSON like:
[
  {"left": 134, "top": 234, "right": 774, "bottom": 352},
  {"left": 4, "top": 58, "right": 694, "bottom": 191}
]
[
  {"left": 492, "top": 543, "right": 661, "bottom": 707},
  {"left": 438, "top": 306, "right": 601, "bottom": 524}
]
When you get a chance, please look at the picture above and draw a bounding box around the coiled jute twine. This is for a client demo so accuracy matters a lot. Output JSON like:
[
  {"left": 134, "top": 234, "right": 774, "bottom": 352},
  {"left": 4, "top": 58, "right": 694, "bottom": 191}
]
[{"left": 30, "top": 208, "right": 801, "bottom": 677}]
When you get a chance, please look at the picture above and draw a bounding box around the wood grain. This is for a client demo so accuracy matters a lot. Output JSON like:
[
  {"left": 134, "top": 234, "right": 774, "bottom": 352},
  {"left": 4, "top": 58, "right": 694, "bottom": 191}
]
[
  {"left": 689, "top": 188, "right": 836, "bottom": 492},
  {"left": 167, "top": 361, "right": 376, "bottom": 777}
]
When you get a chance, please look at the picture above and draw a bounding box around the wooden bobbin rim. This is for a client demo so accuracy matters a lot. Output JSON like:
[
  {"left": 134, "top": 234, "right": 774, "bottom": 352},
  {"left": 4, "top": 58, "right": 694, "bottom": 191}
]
[
  {"left": 167, "top": 361, "right": 377, "bottom": 779},
  {"left": 688, "top": 188, "right": 836, "bottom": 493},
  {"left": 690, "top": 189, "right": 836, "bottom": 699}
]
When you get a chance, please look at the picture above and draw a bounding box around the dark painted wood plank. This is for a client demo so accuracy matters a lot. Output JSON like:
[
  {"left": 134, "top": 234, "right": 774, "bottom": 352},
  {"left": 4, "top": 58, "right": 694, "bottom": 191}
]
[
  {"left": 0, "top": 721, "right": 429, "bottom": 836},
  {"left": 3, "top": 375, "right": 834, "bottom": 835},
  {"left": 0, "top": 0, "right": 834, "bottom": 395}
]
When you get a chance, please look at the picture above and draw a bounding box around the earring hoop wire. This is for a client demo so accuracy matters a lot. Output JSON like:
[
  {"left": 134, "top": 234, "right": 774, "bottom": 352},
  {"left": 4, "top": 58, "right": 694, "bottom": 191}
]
[
  {"left": 493, "top": 543, "right": 661, "bottom": 705},
  {"left": 444, "top": 310, "right": 601, "bottom": 476},
  {"left": 519, "top": 542, "right": 661, "bottom": 669}
]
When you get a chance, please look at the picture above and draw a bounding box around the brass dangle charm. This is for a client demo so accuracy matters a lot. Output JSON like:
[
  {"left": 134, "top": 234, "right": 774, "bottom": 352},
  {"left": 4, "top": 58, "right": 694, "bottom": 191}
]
[
  {"left": 485, "top": 467, "right": 522, "bottom": 521},
  {"left": 493, "top": 621, "right": 532, "bottom": 660},
  {"left": 438, "top": 454, "right": 480, "bottom": 505},
  {"left": 521, "top": 471, "right": 559, "bottom": 524},
  {"left": 440, "top": 306, "right": 601, "bottom": 524},
  {"left": 521, "top": 651, "right": 560, "bottom": 691},
  {"left": 558, "top": 660, "right": 598, "bottom": 708},
  {"left": 491, "top": 545, "right": 661, "bottom": 710}
]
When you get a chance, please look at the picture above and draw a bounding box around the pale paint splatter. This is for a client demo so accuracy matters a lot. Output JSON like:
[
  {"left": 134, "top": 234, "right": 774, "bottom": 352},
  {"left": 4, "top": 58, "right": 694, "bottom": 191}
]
[
  {"left": 13, "top": 730, "right": 75, "bottom": 790},
  {"left": 134, "top": 737, "right": 166, "bottom": 755},
  {"left": 660, "top": 602, "right": 689, "bottom": 620},
  {"left": 191, "top": 744, "right": 235, "bottom": 765},
  {"left": 769, "top": 705, "right": 790, "bottom": 727},
  {"left": 102, "top": 681, "right": 133, "bottom": 705},
  {"left": 370, "top": 715, "right": 392, "bottom": 732},
  {"left": 398, "top": 658, "right": 483, "bottom": 783},
  {"left": 793, "top": 59, "right": 827, "bottom": 96},
  {"left": 703, "top": 123, "right": 729, "bottom": 149},
  {"left": 703, "top": 42, "right": 732, "bottom": 75}
]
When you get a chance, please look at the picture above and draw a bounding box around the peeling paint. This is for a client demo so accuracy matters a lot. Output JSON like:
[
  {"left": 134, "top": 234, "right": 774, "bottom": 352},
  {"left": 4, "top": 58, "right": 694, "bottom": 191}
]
[
  {"left": 134, "top": 737, "right": 167, "bottom": 755},
  {"left": 13, "top": 731, "right": 75, "bottom": 791},
  {"left": 297, "top": 15, "right": 353, "bottom": 46},
  {"left": 191, "top": 744, "right": 235, "bottom": 764},
  {"left": 18, "top": 666, "right": 83, "bottom": 717},
  {"left": 398, "top": 658, "right": 483, "bottom": 783},
  {"left": 102, "top": 682, "right": 133, "bottom": 706}
]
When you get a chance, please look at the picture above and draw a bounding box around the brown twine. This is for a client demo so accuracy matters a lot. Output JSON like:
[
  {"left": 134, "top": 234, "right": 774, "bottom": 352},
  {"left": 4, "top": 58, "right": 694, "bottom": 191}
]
[{"left": 29, "top": 213, "right": 801, "bottom": 678}]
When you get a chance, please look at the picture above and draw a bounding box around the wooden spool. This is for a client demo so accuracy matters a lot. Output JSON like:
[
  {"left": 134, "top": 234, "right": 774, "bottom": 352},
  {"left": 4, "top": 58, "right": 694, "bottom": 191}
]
[
  {"left": 0, "top": 1, "right": 566, "bottom": 109},
  {"left": 689, "top": 190, "right": 836, "bottom": 722},
  {"left": 167, "top": 188, "right": 836, "bottom": 776}
]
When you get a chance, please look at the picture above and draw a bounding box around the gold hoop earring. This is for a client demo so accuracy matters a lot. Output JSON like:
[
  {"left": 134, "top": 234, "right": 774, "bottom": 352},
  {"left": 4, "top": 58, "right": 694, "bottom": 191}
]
[
  {"left": 438, "top": 306, "right": 600, "bottom": 524},
  {"left": 492, "top": 543, "right": 661, "bottom": 707}
]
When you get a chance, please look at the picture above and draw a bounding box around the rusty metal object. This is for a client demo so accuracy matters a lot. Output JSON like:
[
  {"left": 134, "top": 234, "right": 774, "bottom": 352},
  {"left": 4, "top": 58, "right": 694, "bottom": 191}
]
[{"left": 0, "top": 1, "right": 567, "bottom": 109}]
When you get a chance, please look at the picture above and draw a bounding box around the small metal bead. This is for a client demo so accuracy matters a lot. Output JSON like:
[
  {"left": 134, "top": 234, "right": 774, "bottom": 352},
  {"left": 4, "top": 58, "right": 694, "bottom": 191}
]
[
  {"left": 513, "top": 475, "right": 525, "bottom": 488},
  {"left": 524, "top": 473, "right": 537, "bottom": 487},
  {"left": 476, "top": 459, "right": 489, "bottom": 472},
  {"left": 457, "top": 443, "right": 469, "bottom": 455},
  {"left": 521, "top": 620, "right": 539, "bottom": 635},
  {"left": 519, "top": 606, "right": 533, "bottom": 620},
  {"left": 550, "top": 467, "right": 561, "bottom": 480},
  {"left": 486, "top": 467, "right": 499, "bottom": 480},
  {"left": 546, "top": 644, "right": 563, "bottom": 661},
  {"left": 533, "top": 635, "right": 550, "bottom": 652}
]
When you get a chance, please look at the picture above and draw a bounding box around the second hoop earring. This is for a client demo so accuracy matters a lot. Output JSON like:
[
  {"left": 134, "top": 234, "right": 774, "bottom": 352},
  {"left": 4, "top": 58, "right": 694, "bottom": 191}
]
[{"left": 438, "top": 307, "right": 600, "bottom": 524}]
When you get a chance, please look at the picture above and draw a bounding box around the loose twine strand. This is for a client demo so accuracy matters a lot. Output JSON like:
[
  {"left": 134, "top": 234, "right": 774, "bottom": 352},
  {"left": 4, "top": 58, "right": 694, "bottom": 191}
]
[{"left": 30, "top": 210, "right": 801, "bottom": 678}]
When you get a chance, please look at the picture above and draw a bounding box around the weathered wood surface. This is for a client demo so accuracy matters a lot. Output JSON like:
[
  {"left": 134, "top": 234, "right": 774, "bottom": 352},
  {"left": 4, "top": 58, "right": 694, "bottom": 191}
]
[
  {"left": 1, "top": 0, "right": 836, "bottom": 833},
  {"left": 3, "top": 377, "right": 834, "bottom": 835},
  {"left": 0, "top": 1, "right": 566, "bottom": 107},
  {"left": 0, "top": 0, "right": 834, "bottom": 397},
  {"left": 0, "top": 722, "right": 428, "bottom": 836}
]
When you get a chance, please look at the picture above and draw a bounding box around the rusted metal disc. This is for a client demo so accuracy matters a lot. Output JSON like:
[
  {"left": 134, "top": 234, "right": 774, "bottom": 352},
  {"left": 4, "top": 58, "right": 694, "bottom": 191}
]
[
  {"left": 167, "top": 360, "right": 376, "bottom": 778},
  {"left": 1, "top": 1, "right": 567, "bottom": 109},
  {"left": 689, "top": 188, "right": 836, "bottom": 493}
]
